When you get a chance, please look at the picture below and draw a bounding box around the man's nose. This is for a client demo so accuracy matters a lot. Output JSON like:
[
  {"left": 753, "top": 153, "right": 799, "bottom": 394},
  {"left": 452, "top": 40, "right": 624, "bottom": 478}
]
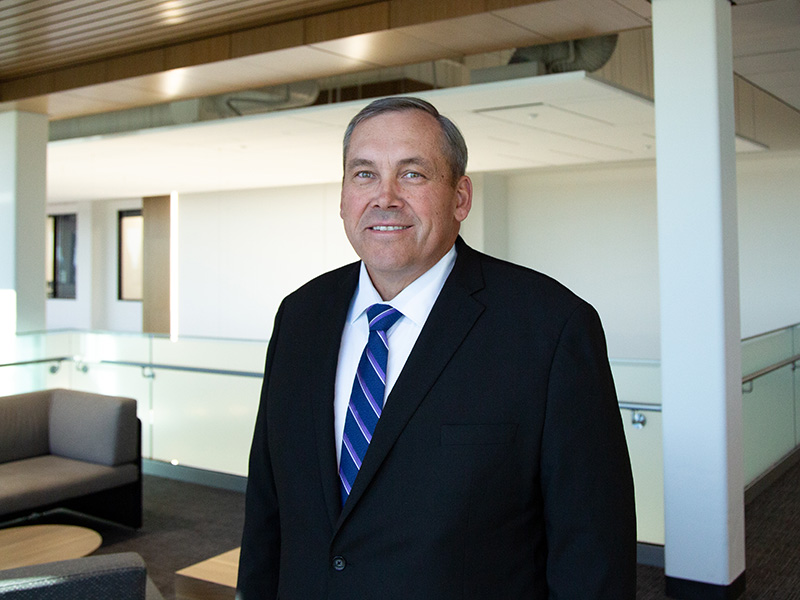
[{"left": 375, "top": 178, "right": 403, "bottom": 209}]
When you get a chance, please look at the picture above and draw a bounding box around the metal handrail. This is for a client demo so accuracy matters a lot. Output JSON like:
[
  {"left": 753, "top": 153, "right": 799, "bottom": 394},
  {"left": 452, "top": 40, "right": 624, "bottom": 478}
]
[
  {"left": 741, "top": 321, "right": 800, "bottom": 343},
  {"left": 97, "top": 359, "right": 263, "bottom": 379},
  {"left": 742, "top": 354, "right": 800, "bottom": 386},
  {"left": 0, "top": 356, "right": 262, "bottom": 379},
  {"left": 0, "top": 357, "right": 69, "bottom": 368},
  {"left": 4, "top": 350, "right": 797, "bottom": 406},
  {"left": 619, "top": 402, "right": 662, "bottom": 413}
]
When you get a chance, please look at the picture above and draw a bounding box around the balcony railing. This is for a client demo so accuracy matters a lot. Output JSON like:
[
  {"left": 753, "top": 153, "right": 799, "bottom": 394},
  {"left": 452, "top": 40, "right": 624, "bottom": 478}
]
[{"left": 2, "top": 322, "right": 798, "bottom": 548}]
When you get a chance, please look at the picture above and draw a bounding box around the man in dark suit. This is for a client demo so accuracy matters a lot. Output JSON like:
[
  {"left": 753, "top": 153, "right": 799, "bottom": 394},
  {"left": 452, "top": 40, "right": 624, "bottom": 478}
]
[{"left": 237, "top": 96, "right": 636, "bottom": 599}]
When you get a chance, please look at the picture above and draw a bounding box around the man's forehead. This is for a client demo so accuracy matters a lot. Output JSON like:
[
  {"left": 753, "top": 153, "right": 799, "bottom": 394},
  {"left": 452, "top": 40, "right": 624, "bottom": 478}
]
[{"left": 346, "top": 112, "right": 443, "bottom": 152}]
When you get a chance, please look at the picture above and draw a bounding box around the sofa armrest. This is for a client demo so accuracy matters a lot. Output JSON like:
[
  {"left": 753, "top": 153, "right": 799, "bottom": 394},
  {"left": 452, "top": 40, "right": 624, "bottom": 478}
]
[
  {"left": 0, "top": 552, "right": 162, "bottom": 600},
  {"left": 48, "top": 389, "right": 138, "bottom": 466}
]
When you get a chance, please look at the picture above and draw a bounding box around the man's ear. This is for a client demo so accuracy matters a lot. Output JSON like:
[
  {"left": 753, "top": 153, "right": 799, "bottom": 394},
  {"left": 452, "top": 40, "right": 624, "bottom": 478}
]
[{"left": 454, "top": 175, "right": 472, "bottom": 223}]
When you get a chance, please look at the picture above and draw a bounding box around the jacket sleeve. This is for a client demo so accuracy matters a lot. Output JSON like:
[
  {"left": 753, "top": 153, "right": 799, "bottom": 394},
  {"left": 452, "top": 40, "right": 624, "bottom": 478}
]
[
  {"left": 540, "top": 301, "right": 637, "bottom": 599},
  {"left": 236, "top": 302, "right": 285, "bottom": 600}
]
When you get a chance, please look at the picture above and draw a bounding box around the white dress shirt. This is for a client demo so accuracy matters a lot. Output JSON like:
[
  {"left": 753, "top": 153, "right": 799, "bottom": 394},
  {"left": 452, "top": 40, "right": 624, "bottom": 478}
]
[{"left": 334, "top": 245, "right": 457, "bottom": 464}]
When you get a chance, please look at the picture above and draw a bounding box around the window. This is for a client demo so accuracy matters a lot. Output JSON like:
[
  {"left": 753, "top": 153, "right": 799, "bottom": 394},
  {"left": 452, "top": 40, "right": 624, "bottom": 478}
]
[
  {"left": 119, "top": 210, "right": 144, "bottom": 301},
  {"left": 46, "top": 214, "right": 77, "bottom": 299}
]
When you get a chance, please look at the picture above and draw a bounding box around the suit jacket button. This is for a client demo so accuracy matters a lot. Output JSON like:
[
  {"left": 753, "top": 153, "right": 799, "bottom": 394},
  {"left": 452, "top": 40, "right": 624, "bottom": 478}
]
[{"left": 332, "top": 556, "right": 347, "bottom": 571}]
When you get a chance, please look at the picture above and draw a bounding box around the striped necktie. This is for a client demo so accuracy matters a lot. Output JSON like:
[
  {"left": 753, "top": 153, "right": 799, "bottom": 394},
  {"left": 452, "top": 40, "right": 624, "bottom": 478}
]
[{"left": 339, "top": 303, "right": 403, "bottom": 506}]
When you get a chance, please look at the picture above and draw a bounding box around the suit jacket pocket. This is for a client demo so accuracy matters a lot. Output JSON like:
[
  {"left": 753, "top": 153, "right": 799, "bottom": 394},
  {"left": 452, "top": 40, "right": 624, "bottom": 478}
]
[{"left": 440, "top": 423, "right": 517, "bottom": 446}]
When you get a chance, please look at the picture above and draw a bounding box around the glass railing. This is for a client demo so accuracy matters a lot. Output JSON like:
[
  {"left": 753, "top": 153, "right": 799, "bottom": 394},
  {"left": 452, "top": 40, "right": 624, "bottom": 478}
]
[
  {"left": 613, "top": 359, "right": 663, "bottom": 546},
  {"left": 2, "top": 323, "right": 798, "bottom": 548},
  {"left": 0, "top": 331, "right": 266, "bottom": 477},
  {"left": 741, "top": 323, "right": 800, "bottom": 486}
]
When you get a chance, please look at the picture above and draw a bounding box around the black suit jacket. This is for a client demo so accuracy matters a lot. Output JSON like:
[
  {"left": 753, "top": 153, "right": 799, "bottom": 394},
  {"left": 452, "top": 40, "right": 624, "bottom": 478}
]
[{"left": 237, "top": 238, "right": 636, "bottom": 599}]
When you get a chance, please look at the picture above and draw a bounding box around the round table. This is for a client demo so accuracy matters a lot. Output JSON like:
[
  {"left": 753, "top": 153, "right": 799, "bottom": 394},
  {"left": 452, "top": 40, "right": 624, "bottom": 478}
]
[{"left": 0, "top": 524, "right": 102, "bottom": 570}]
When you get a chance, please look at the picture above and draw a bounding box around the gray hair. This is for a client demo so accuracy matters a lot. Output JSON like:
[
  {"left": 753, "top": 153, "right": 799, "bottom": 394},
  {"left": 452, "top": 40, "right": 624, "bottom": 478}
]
[{"left": 342, "top": 96, "right": 468, "bottom": 184}]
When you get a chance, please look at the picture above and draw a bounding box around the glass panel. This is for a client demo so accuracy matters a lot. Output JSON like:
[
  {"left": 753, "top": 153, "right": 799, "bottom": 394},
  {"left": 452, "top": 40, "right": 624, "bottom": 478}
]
[
  {"left": 742, "top": 366, "right": 795, "bottom": 485},
  {"left": 151, "top": 370, "right": 261, "bottom": 475},
  {"left": 610, "top": 360, "right": 661, "bottom": 405},
  {"left": 150, "top": 336, "right": 265, "bottom": 475},
  {"left": 152, "top": 336, "right": 266, "bottom": 373},
  {"left": 0, "top": 333, "right": 51, "bottom": 394},
  {"left": 621, "top": 408, "right": 664, "bottom": 545},
  {"left": 742, "top": 328, "right": 793, "bottom": 376}
]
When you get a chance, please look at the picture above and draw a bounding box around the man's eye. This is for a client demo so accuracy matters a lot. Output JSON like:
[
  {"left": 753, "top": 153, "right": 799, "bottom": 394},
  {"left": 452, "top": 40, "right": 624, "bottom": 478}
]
[
  {"left": 403, "top": 171, "right": 423, "bottom": 179},
  {"left": 355, "top": 171, "right": 374, "bottom": 179}
]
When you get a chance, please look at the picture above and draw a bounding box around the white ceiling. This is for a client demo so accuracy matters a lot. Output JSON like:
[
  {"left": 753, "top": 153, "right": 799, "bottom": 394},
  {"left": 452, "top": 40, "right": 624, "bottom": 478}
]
[{"left": 46, "top": 71, "right": 764, "bottom": 203}]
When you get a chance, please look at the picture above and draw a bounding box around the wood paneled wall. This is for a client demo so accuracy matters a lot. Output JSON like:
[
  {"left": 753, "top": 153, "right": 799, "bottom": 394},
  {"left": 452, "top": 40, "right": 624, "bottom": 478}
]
[{"left": 142, "top": 195, "right": 171, "bottom": 335}]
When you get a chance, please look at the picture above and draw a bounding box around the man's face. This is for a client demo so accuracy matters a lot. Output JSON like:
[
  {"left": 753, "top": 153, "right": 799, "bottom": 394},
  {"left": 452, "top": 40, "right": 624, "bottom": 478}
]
[{"left": 340, "top": 110, "right": 472, "bottom": 299}]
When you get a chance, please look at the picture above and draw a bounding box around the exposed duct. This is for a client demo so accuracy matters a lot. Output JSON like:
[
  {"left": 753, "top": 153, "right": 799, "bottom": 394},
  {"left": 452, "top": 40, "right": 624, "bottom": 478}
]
[
  {"left": 509, "top": 34, "right": 619, "bottom": 74},
  {"left": 50, "top": 80, "right": 320, "bottom": 141}
]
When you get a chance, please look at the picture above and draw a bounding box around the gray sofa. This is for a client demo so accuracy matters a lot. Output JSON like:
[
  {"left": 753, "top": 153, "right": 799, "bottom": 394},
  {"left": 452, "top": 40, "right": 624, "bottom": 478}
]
[
  {"left": 0, "top": 552, "right": 163, "bottom": 599},
  {"left": 0, "top": 389, "right": 142, "bottom": 528}
]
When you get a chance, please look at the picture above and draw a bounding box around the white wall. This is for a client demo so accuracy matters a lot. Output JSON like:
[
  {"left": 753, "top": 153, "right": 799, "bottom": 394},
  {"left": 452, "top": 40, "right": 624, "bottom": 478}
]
[
  {"left": 47, "top": 198, "right": 143, "bottom": 332},
  {"left": 505, "top": 150, "right": 800, "bottom": 359},
  {"left": 737, "top": 151, "right": 800, "bottom": 338},
  {"left": 46, "top": 150, "right": 800, "bottom": 353},
  {"left": 507, "top": 160, "right": 661, "bottom": 359},
  {"left": 177, "top": 183, "right": 357, "bottom": 340}
]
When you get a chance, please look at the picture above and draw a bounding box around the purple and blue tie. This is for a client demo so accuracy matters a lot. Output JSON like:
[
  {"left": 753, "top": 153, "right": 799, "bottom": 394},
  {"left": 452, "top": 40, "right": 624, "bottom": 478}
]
[{"left": 339, "top": 303, "right": 403, "bottom": 506}]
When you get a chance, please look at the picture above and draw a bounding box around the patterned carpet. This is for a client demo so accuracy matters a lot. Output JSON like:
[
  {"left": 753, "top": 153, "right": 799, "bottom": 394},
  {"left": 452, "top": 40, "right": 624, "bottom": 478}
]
[
  {"left": 13, "top": 459, "right": 800, "bottom": 599},
  {"left": 636, "top": 457, "right": 800, "bottom": 600}
]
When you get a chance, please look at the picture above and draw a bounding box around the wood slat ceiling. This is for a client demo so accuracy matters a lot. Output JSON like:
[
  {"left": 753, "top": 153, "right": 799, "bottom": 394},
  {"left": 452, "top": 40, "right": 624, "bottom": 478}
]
[{"left": 0, "top": 0, "right": 371, "bottom": 79}]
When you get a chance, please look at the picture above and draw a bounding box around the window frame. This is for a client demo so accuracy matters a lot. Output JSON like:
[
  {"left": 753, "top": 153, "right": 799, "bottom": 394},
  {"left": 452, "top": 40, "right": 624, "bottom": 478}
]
[
  {"left": 46, "top": 213, "right": 77, "bottom": 300},
  {"left": 118, "top": 209, "right": 144, "bottom": 302}
]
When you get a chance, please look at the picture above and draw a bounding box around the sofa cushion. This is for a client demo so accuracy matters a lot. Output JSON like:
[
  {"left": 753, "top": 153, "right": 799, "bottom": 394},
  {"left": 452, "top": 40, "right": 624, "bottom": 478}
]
[
  {"left": 49, "top": 389, "right": 138, "bottom": 466},
  {"left": 0, "top": 391, "right": 51, "bottom": 464},
  {"left": 0, "top": 455, "right": 139, "bottom": 515}
]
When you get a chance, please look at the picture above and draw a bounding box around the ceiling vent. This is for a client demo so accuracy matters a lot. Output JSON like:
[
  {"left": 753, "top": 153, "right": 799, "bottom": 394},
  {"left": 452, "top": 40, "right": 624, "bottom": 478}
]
[
  {"left": 471, "top": 34, "right": 618, "bottom": 84},
  {"left": 50, "top": 81, "right": 320, "bottom": 141}
]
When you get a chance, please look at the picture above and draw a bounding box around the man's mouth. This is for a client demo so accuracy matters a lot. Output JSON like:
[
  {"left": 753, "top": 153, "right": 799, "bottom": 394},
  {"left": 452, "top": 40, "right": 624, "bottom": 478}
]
[{"left": 370, "top": 225, "right": 410, "bottom": 231}]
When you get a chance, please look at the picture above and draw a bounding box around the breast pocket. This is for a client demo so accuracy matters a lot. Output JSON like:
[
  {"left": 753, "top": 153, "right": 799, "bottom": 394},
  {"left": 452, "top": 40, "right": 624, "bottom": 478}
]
[{"left": 440, "top": 423, "right": 518, "bottom": 446}]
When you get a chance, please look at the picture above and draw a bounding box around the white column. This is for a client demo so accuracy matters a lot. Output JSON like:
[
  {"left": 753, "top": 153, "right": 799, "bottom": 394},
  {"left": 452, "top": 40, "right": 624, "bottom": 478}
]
[
  {"left": 652, "top": 0, "right": 745, "bottom": 597},
  {"left": 0, "top": 111, "right": 48, "bottom": 334}
]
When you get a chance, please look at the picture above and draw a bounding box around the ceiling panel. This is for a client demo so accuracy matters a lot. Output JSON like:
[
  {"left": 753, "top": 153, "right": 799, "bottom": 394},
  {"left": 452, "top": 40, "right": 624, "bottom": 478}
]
[
  {"left": 494, "top": 0, "right": 650, "bottom": 39},
  {"left": 734, "top": 48, "right": 800, "bottom": 76},
  {"left": 397, "top": 13, "right": 551, "bottom": 53},
  {"left": 309, "top": 30, "right": 455, "bottom": 67},
  {"left": 238, "top": 46, "right": 378, "bottom": 81}
]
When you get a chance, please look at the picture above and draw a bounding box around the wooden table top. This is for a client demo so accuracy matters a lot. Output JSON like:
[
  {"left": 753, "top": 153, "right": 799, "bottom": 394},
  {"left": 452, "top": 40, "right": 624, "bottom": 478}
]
[
  {"left": 176, "top": 547, "right": 239, "bottom": 588},
  {"left": 0, "top": 524, "right": 103, "bottom": 570}
]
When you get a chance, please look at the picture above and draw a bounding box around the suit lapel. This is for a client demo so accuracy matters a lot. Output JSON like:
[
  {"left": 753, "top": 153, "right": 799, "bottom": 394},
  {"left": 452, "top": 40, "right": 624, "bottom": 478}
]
[
  {"left": 312, "top": 264, "right": 360, "bottom": 530},
  {"left": 337, "top": 239, "right": 486, "bottom": 527}
]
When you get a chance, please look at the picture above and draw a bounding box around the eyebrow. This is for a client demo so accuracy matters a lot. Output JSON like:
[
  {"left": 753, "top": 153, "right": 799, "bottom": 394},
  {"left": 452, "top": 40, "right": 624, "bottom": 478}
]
[
  {"left": 345, "top": 156, "right": 436, "bottom": 172},
  {"left": 345, "top": 158, "right": 375, "bottom": 170}
]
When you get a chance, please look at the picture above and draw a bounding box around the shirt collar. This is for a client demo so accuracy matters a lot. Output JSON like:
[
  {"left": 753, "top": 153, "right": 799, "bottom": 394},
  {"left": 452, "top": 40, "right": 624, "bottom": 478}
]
[{"left": 349, "top": 244, "right": 458, "bottom": 327}]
